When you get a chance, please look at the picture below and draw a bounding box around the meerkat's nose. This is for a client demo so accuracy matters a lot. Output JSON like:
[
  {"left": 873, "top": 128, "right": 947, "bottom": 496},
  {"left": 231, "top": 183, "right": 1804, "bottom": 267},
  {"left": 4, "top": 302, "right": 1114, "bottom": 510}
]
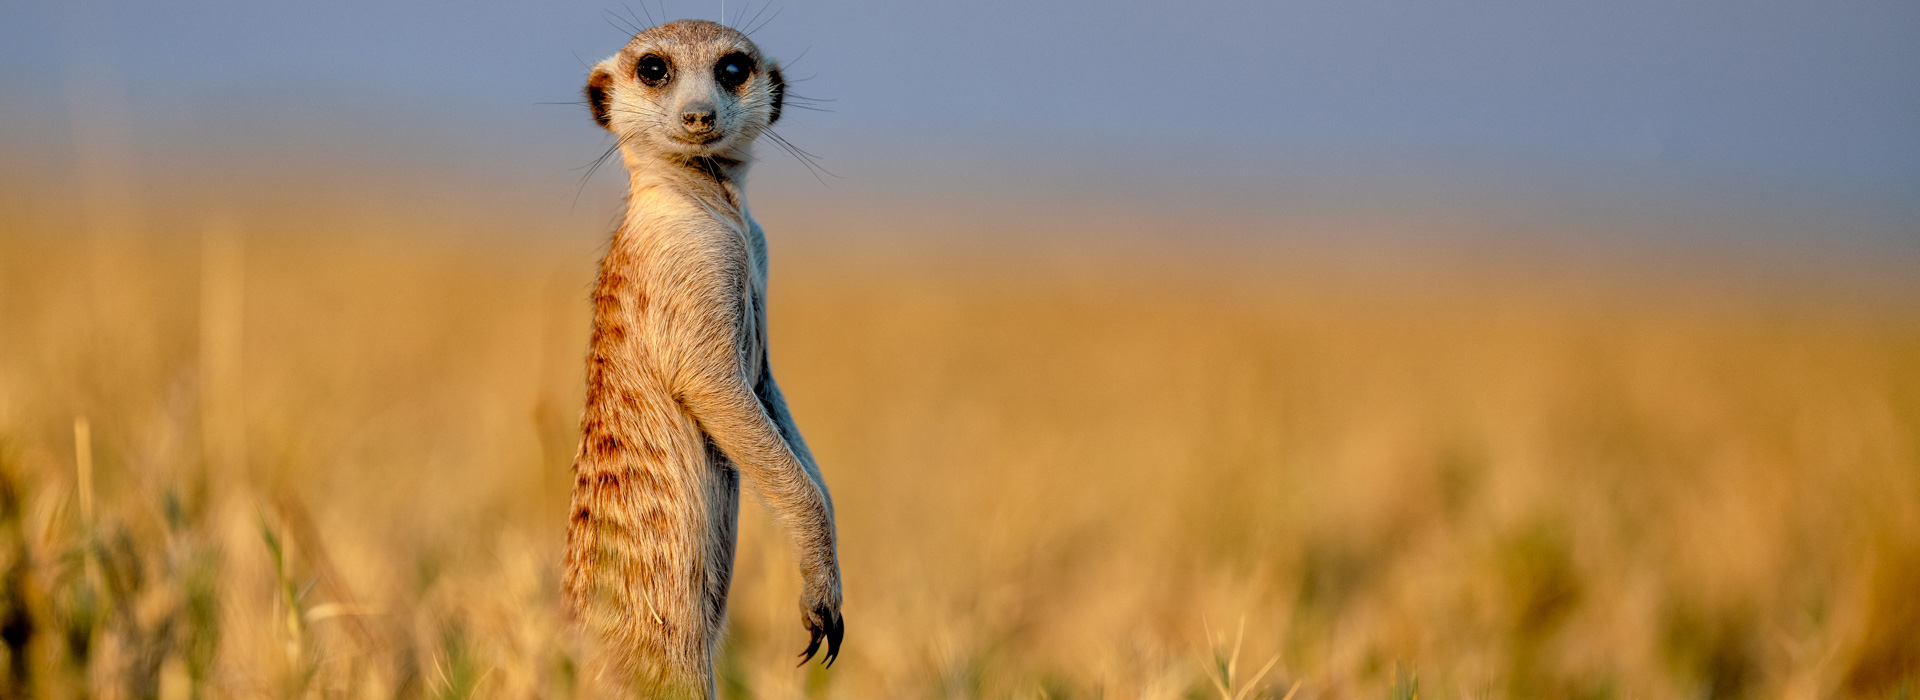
[{"left": 681, "top": 109, "right": 716, "bottom": 133}]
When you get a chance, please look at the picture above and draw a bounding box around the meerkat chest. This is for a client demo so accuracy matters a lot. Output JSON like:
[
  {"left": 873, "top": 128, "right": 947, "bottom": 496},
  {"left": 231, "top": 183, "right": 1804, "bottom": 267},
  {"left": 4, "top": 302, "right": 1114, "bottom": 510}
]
[{"left": 616, "top": 199, "right": 770, "bottom": 377}]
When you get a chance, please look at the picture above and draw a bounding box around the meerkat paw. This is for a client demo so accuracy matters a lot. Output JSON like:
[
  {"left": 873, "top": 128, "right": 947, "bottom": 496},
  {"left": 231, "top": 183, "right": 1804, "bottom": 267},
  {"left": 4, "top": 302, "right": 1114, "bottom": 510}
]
[{"left": 797, "top": 594, "right": 844, "bottom": 667}]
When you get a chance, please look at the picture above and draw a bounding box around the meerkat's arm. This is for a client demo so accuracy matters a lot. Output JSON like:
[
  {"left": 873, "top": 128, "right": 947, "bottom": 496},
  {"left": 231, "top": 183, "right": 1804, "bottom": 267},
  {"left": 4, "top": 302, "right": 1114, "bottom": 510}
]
[
  {"left": 668, "top": 245, "right": 845, "bottom": 662},
  {"left": 745, "top": 223, "right": 829, "bottom": 512},
  {"left": 685, "top": 370, "right": 837, "bottom": 569},
  {"left": 755, "top": 363, "right": 832, "bottom": 516}
]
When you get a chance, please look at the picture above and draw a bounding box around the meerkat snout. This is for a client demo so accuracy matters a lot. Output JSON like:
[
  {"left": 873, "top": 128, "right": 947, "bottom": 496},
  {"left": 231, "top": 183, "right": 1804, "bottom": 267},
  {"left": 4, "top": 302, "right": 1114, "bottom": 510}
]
[{"left": 681, "top": 104, "right": 717, "bottom": 134}]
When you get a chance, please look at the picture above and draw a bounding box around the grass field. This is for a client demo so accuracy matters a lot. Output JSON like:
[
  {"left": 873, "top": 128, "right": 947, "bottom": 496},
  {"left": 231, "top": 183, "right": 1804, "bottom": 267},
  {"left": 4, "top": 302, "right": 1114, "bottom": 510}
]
[{"left": 1, "top": 198, "right": 1917, "bottom": 699}]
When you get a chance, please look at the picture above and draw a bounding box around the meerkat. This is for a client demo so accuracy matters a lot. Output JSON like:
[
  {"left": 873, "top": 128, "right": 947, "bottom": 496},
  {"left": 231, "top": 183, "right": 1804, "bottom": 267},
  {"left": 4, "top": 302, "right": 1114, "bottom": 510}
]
[{"left": 563, "top": 19, "right": 843, "bottom": 698}]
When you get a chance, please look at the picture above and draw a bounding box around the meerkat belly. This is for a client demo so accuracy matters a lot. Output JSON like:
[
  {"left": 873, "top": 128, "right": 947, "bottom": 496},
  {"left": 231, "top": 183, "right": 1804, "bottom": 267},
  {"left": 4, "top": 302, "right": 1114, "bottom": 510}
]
[{"left": 567, "top": 319, "right": 733, "bottom": 646}]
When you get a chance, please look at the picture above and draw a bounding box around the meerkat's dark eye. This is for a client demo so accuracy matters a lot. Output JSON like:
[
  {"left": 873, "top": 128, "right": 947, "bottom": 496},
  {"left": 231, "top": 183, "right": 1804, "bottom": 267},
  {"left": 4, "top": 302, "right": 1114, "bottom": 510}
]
[
  {"left": 635, "top": 54, "right": 671, "bottom": 87},
  {"left": 714, "top": 52, "right": 754, "bottom": 91}
]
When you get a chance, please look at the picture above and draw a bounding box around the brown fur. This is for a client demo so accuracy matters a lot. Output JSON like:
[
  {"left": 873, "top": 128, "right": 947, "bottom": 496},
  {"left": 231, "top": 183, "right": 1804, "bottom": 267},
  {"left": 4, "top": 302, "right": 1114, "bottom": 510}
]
[{"left": 563, "top": 20, "right": 841, "bottom": 698}]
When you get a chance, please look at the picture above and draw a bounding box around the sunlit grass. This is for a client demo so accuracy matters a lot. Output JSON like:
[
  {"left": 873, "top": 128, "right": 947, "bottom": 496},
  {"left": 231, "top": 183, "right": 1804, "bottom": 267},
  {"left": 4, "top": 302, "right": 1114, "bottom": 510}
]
[{"left": 0, "top": 208, "right": 1916, "bottom": 698}]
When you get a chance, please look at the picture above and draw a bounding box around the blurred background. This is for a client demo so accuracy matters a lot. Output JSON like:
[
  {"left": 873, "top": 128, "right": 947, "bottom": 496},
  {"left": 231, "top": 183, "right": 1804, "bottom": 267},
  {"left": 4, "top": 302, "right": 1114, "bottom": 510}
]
[{"left": 1, "top": 1, "right": 1916, "bottom": 698}]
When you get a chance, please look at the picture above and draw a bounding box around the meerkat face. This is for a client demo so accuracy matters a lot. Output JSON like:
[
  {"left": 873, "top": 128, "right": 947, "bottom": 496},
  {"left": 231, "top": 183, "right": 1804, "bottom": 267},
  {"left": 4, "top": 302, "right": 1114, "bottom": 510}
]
[{"left": 586, "top": 20, "right": 785, "bottom": 161}]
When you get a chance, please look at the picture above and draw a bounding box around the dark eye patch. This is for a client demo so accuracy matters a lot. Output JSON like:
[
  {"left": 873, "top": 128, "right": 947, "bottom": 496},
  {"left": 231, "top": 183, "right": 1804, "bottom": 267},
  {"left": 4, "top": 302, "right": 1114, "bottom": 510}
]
[
  {"left": 714, "top": 52, "right": 754, "bottom": 91},
  {"left": 635, "top": 54, "right": 671, "bottom": 87}
]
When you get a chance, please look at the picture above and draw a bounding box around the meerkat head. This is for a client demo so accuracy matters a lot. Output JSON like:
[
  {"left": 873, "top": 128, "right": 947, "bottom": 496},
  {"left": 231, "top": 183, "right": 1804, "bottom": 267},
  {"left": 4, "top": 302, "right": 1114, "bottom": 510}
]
[{"left": 586, "top": 20, "right": 785, "bottom": 164}]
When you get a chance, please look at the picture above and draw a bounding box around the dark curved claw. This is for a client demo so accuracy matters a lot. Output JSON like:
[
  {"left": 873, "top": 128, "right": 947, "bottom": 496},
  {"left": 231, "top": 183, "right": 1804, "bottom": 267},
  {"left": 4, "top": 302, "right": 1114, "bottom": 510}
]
[
  {"left": 797, "top": 611, "right": 845, "bottom": 668},
  {"left": 823, "top": 612, "right": 843, "bottom": 667},
  {"left": 796, "top": 623, "right": 824, "bottom": 666}
]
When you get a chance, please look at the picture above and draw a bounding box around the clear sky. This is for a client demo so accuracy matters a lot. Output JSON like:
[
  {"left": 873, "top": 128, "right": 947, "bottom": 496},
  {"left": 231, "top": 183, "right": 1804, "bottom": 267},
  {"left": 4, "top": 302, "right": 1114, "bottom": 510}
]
[{"left": 2, "top": 0, "right": 1916, "bottom": 240}]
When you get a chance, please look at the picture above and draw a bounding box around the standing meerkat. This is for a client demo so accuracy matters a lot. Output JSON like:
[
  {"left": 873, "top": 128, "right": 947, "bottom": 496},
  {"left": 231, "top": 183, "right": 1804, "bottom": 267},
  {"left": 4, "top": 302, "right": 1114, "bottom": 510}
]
[{"left": 563, "top": 19, "right": 842, "bottom": 698}]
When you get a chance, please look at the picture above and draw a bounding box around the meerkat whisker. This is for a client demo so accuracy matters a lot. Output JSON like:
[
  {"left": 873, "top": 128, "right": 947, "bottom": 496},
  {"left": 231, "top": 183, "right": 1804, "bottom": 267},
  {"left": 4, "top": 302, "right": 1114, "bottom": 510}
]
[
  {"left": 572, "top": 143, "right": 622, "bottom": 208},
  {"left": 628, "top": 2, "right": 657, "bottom": 30},
  {"left": 603, "top": 13, "right": 632, "bottom": 37},
  {"left": 762, "top": 130, "right": 835, "bottom": 182},
  {"left": 744, "top": 6, "right": 783, "bottom": 37},
  {"left": 761, "top": 133, "right": 825, "bottom": 183}
]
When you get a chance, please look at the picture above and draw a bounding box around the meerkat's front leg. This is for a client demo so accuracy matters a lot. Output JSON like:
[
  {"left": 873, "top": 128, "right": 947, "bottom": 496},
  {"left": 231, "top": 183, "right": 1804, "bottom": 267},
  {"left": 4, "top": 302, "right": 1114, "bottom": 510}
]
[
  {"left": 673, "top": 259, "right": 846, "bottom": 666},
  {"left": 753, "top": 369, "right": 843, "bottom": 663},
  {"left": 755, "top": 368, "right": 831, "bottom": 523}
]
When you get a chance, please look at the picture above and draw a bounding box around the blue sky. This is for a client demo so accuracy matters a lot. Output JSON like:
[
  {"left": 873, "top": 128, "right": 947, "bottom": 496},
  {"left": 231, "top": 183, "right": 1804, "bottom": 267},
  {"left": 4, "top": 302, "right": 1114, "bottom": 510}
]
[{"left": 2, "top": 0, "right": 1916, "bottom": 237}]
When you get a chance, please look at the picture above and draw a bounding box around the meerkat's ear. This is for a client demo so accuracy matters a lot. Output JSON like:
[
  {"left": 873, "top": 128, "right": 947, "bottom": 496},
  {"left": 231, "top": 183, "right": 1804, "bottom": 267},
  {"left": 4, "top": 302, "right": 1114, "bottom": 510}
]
[
  {"left": 586, "top": 64, "right": 615, "bottom": 129},
  {"left": 767, "top": 65, "right": 785, "bottom": 125}
]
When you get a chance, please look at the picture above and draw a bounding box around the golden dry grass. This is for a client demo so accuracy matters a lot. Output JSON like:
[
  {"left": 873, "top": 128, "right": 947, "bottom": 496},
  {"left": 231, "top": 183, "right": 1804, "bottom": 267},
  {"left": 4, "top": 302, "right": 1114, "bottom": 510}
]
[{"left": 0, "top": 200, "right": 1917, "bottom": 699}]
